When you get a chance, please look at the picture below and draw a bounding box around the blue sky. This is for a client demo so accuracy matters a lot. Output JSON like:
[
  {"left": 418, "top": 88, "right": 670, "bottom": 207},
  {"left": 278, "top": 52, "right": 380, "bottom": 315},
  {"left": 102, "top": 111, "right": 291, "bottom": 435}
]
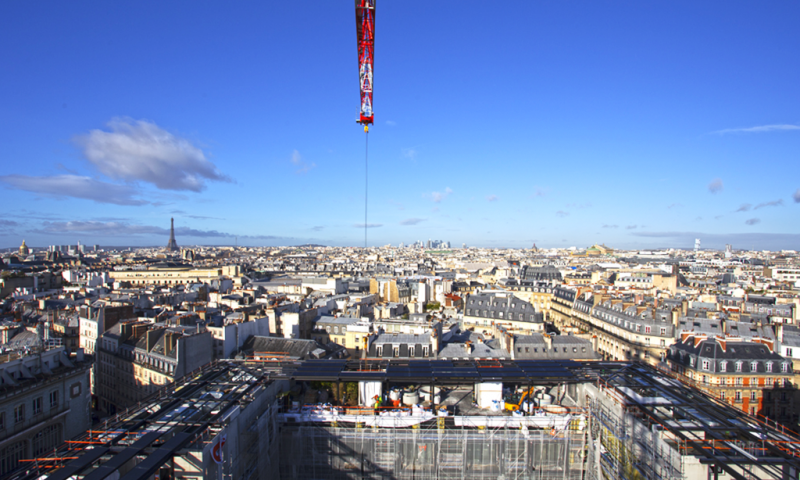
[{"left": 1, "top": 1, "right": 798, "bottom": 250}]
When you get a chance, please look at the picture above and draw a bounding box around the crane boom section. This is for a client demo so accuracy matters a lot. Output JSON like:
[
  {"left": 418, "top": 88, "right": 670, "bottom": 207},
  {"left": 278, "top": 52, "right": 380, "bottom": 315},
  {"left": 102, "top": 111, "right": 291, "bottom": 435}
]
[{"left": 356, "top": 0, "right": 375, "bottom": 126}]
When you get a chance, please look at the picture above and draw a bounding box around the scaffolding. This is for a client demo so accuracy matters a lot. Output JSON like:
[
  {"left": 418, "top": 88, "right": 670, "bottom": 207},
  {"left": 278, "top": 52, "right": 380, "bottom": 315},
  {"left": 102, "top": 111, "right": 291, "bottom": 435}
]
[{"left": 278, "top": 412, "right": 589, "bottom": 479}]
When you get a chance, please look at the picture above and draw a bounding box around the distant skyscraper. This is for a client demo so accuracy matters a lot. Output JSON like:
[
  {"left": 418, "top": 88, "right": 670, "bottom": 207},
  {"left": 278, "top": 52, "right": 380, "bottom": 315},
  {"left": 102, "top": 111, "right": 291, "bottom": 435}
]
[{"left": 166, "top": 218, "right": 179, "bottom": 252}]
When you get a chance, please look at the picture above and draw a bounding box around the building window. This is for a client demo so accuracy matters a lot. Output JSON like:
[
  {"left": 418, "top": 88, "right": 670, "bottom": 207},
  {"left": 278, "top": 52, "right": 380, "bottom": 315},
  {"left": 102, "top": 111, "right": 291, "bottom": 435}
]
[
  {"left": 735, "top": 377, "right": 742, "bottom": 386},
  {"left": 376, "top": 346, "right": 383, "bottom": 357},
  {"left": 766, "top": 377, "right": 773, "bottom": 386},
  {"left": 423, "top": 346, "right": 429, "bottom": 357},
  {"left": 393, "top": 347, "right": 399, "bottom": 357},
  {"left": 660, "top": 327, "right": 667, "bottom": 336},
  {"left": 645, "top": 326, "right": 651, "bottom": 334},
  {"left": 702, "top": 360, "right": 710, "bottom": 371},
  {"left": 736, "top": 362, "right": 743, "bottom": 372},
  {"left": 409, "top": 347, "right": 414, "bottom": 357},
  {"left": 14, "top": 405, "right": 24, "bottom": 424},
  {"left": 720, "top": 361, "right": 727, "bottom": 372},
  {"left": 720, "top": 391, "right": 725, "bottom": 400},
  {"left": 32, "top": 397, "right": 42, "bottom": 415},
  {"left": 767, "top": 362, "right": 773, "bottom": 373},
  {"left": 751, "top": 391, "right": 757, "bottom": 401},
  {"left": 735, "top": 391, "right": 742, "bottom": 401},
  {"left": 781, "top": 363, "right": 789, "bottom": 373},
  {"left": 750, "top": 361, "right": 758, "bottom": 372}
]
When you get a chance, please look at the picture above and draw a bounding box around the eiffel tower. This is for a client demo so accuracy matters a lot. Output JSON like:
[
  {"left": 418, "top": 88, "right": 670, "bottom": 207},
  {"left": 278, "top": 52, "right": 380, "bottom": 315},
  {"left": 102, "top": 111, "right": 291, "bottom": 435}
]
[{"left": 166, "top": 218, "right": 179, "bottom": 252}]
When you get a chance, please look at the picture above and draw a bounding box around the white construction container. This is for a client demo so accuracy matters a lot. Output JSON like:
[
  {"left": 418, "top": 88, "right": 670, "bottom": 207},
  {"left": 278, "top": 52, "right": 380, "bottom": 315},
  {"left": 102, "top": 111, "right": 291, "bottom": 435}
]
[{"left": 474, "top": 382, "right": 503, "bottom": 409}]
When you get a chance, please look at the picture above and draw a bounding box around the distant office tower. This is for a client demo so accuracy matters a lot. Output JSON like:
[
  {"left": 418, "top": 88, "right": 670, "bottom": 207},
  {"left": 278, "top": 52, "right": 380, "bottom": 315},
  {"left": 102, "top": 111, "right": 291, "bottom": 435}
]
[
  {"left": 694, "top": 238, "right": 701, "bottom": 257},
  {"left": 462, "top": 243, "right": 467, "bottom": 249},
  {"left": 166, "top": 218, "right": 179, "bottom": 251}
]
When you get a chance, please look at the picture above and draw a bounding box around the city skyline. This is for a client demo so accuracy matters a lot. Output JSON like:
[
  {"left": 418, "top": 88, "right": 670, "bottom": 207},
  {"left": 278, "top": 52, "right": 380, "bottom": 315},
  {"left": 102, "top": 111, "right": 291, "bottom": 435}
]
[{"left": 0, "top": 1, "right": 798, "bottom": 250}]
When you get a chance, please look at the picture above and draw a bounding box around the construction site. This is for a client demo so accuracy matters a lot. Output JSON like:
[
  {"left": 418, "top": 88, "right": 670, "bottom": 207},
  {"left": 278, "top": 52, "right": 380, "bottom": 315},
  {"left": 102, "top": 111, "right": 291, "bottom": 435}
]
[{"left": 6, "top": 357, "right": 800, "bottom": 480}]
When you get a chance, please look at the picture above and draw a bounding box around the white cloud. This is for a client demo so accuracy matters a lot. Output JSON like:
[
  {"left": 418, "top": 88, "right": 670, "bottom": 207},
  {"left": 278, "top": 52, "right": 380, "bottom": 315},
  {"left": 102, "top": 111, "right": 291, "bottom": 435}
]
[
  {"left": 431, "top": 187, "right": 453, "bottom": 203},
  {"left": 745, "top": 218, "right": 760, "bottom": 226},
  {"left": 754, "top": 199, "right": 783, "bottom": 209},
  {"left": 794, "top": 189, "right": 800, "bottom": 203},
  {"left": 353, "top": 223, "right": 383, "bottom": 228},
  {"left": 0, "top": 174, "right": 147, "bottom": 205},
  {"left": 712, "top": 124, "right": 800, "bottom": 135},
  {"left": 486, "top": 195, "right": 498, "bottom": 202},
  {"left": 385, "top": 120, "right": 397, "bottom": 127},
  {"left": 30, "top": 220, "right": 285, "bottom": 240},
  {"left": 400, "top": 218, "right": 425, "bottom": 226},
  {"left": 403, "top": 148, "right": 418, "bottom": 160},
  {"left": 708, "top": 178, "right": 724, "bottom": 194},
  {"left": 736, "top": 203, "right": 751, "bottom": 212},
  {"left": 556, "top": 211, "right": 569, "bottom": 218},
  {"left": 75, "top": 118, "right": 229, "bottom": 191},
  {"left": 291, "top": 150, "right": 316, "bottom": 174},
  {"left": 530, "top": 186, "right": 549, "bottom": 198}
]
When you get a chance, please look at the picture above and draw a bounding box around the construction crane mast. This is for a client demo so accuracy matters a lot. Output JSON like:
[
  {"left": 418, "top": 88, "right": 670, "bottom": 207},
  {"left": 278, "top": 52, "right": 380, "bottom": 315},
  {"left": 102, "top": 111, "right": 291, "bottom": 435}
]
[{"left": 356, "top": 0, "right": 375, "bottom": 132}]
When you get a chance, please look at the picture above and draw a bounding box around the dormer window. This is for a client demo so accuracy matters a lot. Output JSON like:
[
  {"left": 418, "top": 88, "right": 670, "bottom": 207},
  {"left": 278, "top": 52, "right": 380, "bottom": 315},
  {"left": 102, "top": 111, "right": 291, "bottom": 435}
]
[
  {"left": 736, "top": 361, "right": 742, "bottom": 372},
  {"left": 720, "top": 361, "right": 727, "bottom": 372},
  {"left": 782, "top": 363, "right": 790, "bottom": 373},
  {"left": 750, "top": 361, "right": 758, "bottom": 372},
  {"left": 766, "top": 362, "right": 773, "bottom": 373}
]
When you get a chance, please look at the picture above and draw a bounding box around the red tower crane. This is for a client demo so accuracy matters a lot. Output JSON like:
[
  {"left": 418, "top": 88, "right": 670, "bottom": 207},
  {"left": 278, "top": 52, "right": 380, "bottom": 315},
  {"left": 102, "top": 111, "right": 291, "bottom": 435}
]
[{"left": 355, "top": 0, "right": 375, "bottom": 132}]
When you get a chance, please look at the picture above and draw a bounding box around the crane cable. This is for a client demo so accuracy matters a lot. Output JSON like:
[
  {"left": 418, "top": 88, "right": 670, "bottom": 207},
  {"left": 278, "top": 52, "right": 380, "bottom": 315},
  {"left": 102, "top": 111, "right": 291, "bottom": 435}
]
[{"left": 364, "top": 127, "right": 369, "bottom": 249}]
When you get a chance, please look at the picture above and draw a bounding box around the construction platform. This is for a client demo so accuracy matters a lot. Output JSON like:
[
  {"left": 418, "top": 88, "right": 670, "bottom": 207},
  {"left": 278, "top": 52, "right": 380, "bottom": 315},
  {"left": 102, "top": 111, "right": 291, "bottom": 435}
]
[{"left": 6, "top": 359, "right": 800, "bottom": 480}]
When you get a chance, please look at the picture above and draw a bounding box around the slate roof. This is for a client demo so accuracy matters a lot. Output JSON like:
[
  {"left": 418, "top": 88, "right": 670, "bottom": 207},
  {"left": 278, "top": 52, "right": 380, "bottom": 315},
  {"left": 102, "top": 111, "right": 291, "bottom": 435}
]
[
  {"left": 668, "top": 337, "right": 791, "bottom": 375},
  {"left": 513, "top": 334, "right": 598, "bottom": 360},
  {"left": 438, "top": 341, "right": 508, "bottom": 359},
  {"left": 465, "top": 293, "right": 543, "bottom": 324},
  {"left": 239, "top": 335, "right": 341, "bottom": 360},
  {"left": 373, "top": 333, "right": 432, "bottom": 346},
  {"left": 726, "top": 321, "right": 775, "bottom": 341}
]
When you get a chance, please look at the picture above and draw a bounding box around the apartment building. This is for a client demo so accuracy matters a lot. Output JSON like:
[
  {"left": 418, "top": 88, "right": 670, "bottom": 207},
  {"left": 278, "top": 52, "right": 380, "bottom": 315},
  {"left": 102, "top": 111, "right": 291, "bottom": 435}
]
[
  {"left": 463, "top": 292, "right": 544, "bottom": 332},
  {"left": 666, "top": 333, "right": 795, "bottom": 422},
  {"left": 95, "top": 321, "right": 212, "bottom": 415},
  {"left": 0, "top": 347, "right": 91, "bottom": 476}
]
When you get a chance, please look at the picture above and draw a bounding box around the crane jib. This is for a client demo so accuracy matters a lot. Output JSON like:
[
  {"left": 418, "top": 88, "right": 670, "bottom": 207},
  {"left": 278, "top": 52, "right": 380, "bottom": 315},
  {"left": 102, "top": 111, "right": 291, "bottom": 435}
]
[{"left": 356, "top": 0, "right": 375, "bottom": 126}]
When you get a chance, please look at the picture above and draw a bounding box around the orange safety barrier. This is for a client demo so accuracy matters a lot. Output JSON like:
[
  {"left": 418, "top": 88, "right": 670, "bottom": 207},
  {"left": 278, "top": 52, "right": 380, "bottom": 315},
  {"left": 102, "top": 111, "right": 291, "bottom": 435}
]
[{"left": 20, "top": 457, "right": 79, "bottom": 462}]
